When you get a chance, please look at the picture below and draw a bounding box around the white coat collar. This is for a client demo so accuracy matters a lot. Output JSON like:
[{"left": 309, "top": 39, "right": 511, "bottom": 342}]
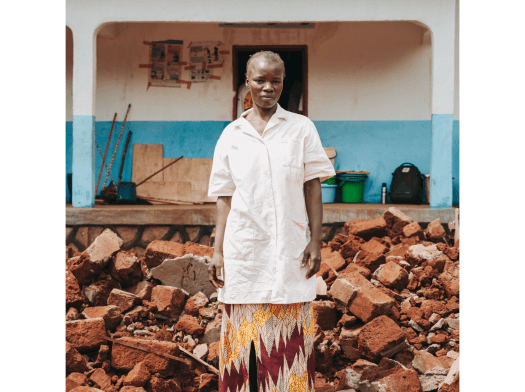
[{"left": 236, "top": 104, "right": 288, "bottom": 138}]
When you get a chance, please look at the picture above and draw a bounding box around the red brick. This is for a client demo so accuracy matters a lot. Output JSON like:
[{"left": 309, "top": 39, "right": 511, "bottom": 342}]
[
  {"left": 385, "top": 243, "right": 411, "bottom": 259},
  {"left": 124, "top": 281, "right": 154, "bottom": 301},
  {"left": 327, "top": 234, "right": 348, "bottom": 252},
  {"left": 420, "top": 299, "right": 448, "bottom": 319},
  {"left": 382, "top": 207, "right": 413, "bottom": 230},
  {"left": 108, "top": 251, "right": 143, "bottom": 287},
  {"left": 439, "top": 263, "right": 460, "bottom": 297},
  {"left": 124, "top": 361, "right": 151, "bottom": 387},
  {"left": 70, "top": 229, "right": 123, "bottom": 285},
  {"left": 110, "top": 337, "right": 181, "bottom": 377},
  {"left": 66, "top": 271, "right": 85, "bottom": 310},
  {"left": 66, "top": 373, "right": 88, "bottom": 392},
  {"left": 66, "top": 318, "right": 107, "bottom": 353},
  {"left": 108, "top": 289, "right": 141, "bottom": 313},
  {"left": 426, "top": 219, "right": 446, "bottom": 241},
  {"left": 198, "top": 373, "right": 218, "bottom": 392},
  {"left": 184, "top": 241, "right": 214, "bottom": 258},
  {"left": 337, "top": 271, "right": 395, "bottom": 323},
  {"left": 351, "top": 359, "right": 378, "bottom": 373},
  {"left": 175, "top": 314, "right": 205, "bottom": 335},
  {"left": 403, "top": 222, "right": 423, "bottom": 238},
  {"left": 360, "top": 237, "right": 389, "bottom": 255},
  {"left": 358, "top": 316, "right": 406, "bottom": 361},
  {"left": 314, "top": 377, "right": 335, "bottom": 392},
  {"left": 334, "top": 368, "right": 362, "bottom": 391},
  {"left": 375, "top": 261, "right": 409, "bottom": 291},
  {"left": 359, "top": 358, "right": 422, "bottom": 392},
  {"left": 148, "top": 285, "right": 188, "bottom": 319},
  {"left": 345, "top": 217, "right": 387, "bottom": 241},
  {"left": 316, "top": 261, "right": 331, "bottom": 279},
  {"left": 90, "top": 368, "right": 112, "bottom": 391},
  {"left": 312, "top": 301, "right": 339, "bottom": 330},
  {"left": 66, "top": 342, "right": 87, "bottom": 373},
  {"left": 144, "top": 240, "right": 185, "bottom": 269},
  {"left": 83, "top": 278, "right": 121, "bottom": 307},
  {"left": 124, "top": 306, "right": 150, "bottom": 323},
  {"left": 82, "top": 305, "right": 122, "bottom": 330},
  {"left": 184, "top": 292, "right": 209, "bottom": 316},
  {"left": 444, "top": 246, "right": 459, "bottom": 261},
  {"left": 120, "top": 387, "right": 147, "bottom": 392},
  {"left": 337, "top": 314, "right": 358, "bottom": 328},
  {"left": 66, "top": 307, "right": 80, "bottom": 321},
  {"left": 328, "top": 277, "right": 357, "bottom": 309},
  {"left": 321, "top": 247, "right": 346, "bottom": 271},
  {"left": 207, "top": 341, "right": 220, "bottom": 367},
  {"left": 339, "top": 237, "right": 363, "bottom": 260},
  {"left": 341, "top": 263, "right": 371, "bottom": 280},
  {"left": 339, "top": 325, "right": 364, "bottom": 361},
  {"left": 355, "top": 251, "right": 386, "bottom": 273}
]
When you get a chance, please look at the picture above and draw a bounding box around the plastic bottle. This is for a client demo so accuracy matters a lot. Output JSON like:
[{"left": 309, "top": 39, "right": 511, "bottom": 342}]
[{"left": 381, "top": 183, "right": 387, "bottom": 204}]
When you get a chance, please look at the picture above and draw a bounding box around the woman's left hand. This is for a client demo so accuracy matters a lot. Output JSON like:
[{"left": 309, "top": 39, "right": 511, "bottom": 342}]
[{"left": 301, "top": 240, "right": 321, "bottom": 279}]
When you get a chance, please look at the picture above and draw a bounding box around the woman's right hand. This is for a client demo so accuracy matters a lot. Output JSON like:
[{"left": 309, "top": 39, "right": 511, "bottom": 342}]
[{"left": 208, "top": 250, "right": 225, "bottom": 289}]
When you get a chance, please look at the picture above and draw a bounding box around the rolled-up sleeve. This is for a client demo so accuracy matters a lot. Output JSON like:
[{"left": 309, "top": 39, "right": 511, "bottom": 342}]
[
  {"left": 303, "top": 121, "right": 336, "bottom": 183},
  {"left": 208, "top": 133, "right": 236, "bottom": 197}
]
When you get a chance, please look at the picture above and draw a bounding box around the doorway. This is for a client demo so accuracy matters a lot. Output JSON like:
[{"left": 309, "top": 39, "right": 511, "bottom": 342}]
[{"left": 232, "top": 46, "right": 308, "bottom": 120}]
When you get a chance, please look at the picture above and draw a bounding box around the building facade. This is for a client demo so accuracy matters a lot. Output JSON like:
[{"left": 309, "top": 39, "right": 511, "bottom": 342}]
[{"left": 66, "top": 0, "right": 459, "bottom": 208}]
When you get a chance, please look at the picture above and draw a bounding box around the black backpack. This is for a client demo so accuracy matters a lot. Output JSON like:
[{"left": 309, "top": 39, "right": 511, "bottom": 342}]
[{"left": 390, "top": 163, "right": 425, "bottom": 204}]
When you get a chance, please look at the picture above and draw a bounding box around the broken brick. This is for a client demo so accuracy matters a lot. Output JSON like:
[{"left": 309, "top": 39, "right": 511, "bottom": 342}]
[
  {"left": 403, "top": 222, "right": 423, "bottom": 238},
  {"left": 90, "top": 368, "right": 113, "bottom": 391},
  {"left": 354, "top": 251, "right": 386, "bottom": 273},
  {"left": 339, "top": 325, "right": 364, "bottom": 361},
  {"left": 357, "top": 315, "right": 406, "bottom": 361},
  {"left": 148, "top": 285, "right": 188, "bottom": 319},
  {"left": 312, "top": 301, "right": 339, "bottom": 330},
  {"left": 184, "top": 292, "right": 209, "bottom": 316},
  {"left": 83, "top": 278, "right": 121, "bottom": 307},
  {"left": 82, "top": 305, "right": 122, "bottom": 330},
  {"left": 184, "top": 241, "right": 214, "bottom": 258},
  {"left": 66, "top": 271, "right": 85, "bottom": 310},
  {"left": 66, "top": 318, "right": 107, "bottom": 353},
  {"left": 66, "top": 341, "right": 88, "bottom": 373},
  {"left": 439, "top": 263, "right": 460, "bottom": 297},
  {"left": 108, "top": 250, "right": 143, "bottom": 287},
  {"left": 110, "top": 337, "right": 181, "bottom": 377},
  {"left": 375, "top": 261, "right": 409, "bottom": 291},
  {"left": 359, "top": 358, "right": 422, "bottom": 392},
  {"left": 341, "top": 263, "right": 371, "bottom": 280},
  {"left": 360, "top": 237, "right": 389, "bottom": 255},
  {"left": 175, "top": 314, "right": 205, "bottom": 335},
  {"left": 107, "top": 289, "right": 141, "bottom": 313},
  {"left": 339, "top": 237, "right": 363, "bottom": 260},
  {"left": 321, "top": 247, "right": 346, "bottom": 272},
  {"left": 144, "top": 240, "right": 185, "bottom": 269},
  {"left": 123, "top": 361, "right": 151, "bottom": 387},
  {"left": 70, "top": 229, "right": 123, "bottom": 285},
  {"left": 426, "top": 219, "right": 446, "bottom": 241},
  {"left": 66, "top": 373, "right": 89, "bottom": 392},
  {"left": 124, "top": 281, "right": 154, "bottom": 301},
  {"left": 345, "top": 217, "right": 387, "bottom": 241}
]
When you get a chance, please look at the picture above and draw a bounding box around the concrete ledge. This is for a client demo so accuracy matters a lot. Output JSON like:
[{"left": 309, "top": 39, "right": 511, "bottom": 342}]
[{"left": 66, "top": 203, "right": 457, "bottom": 226}]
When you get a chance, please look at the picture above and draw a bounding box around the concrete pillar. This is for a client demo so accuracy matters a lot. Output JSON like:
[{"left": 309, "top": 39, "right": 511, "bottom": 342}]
[
  {"left": 429, "top": 7, "right": 456, "bottom": 209},
  {"left": 71, "top": 25, "right": 97, "bottom": 208}
]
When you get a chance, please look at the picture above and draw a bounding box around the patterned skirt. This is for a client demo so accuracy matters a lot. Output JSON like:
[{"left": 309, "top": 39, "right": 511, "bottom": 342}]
[{"left": 219, "top": 302, "right": 316, "bottom": 392}]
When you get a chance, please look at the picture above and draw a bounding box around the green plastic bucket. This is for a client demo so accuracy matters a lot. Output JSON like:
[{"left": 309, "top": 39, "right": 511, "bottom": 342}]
[
  {"left": 339, "top": 174, "right": 368, "bottom": 203},
  {"left": 322, "top": 176, "right": 336, "bottom": 185}
]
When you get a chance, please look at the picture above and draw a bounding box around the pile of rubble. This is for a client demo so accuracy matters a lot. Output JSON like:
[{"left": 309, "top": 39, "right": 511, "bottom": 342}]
[{"left": 65, "top": 207, "right": 459, "bottom": 392}]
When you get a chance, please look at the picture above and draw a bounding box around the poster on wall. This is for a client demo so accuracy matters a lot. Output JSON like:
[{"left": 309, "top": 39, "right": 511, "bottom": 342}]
[
  {"left": 149, "top": 40, "right": 183, "bottom": 87},
  {"left": 189, "top": 41, "right": 223, "bottom": 82}
]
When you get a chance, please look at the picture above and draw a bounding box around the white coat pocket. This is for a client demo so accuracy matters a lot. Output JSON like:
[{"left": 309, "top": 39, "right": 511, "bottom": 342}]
[
  {"left": 284, "top": 220, "right": 309, "bottom": 260},
  {"left": 223, "top": 219, "right": 255, "bottom": 261},
  {"left": 279, "top": 141, "right": 303, "bottom": 169}
]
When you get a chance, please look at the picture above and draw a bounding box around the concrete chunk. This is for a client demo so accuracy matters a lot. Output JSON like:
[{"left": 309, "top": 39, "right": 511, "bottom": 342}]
[{"left": 150, "top": 254, "right": 216, "bottom": 297}]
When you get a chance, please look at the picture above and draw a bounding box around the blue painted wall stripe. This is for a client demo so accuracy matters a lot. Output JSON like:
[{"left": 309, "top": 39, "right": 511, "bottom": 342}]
[
  {"left": 430, "top": 114, "right": 454, "bottom": 209},
  {"left": 66, "top": 120, "right": 459, "bottom": 205}
]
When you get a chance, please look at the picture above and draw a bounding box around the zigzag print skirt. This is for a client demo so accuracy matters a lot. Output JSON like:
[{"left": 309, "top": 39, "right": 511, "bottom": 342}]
[{"left": 218, "top": 302, "right": 316, "bottom": 392}]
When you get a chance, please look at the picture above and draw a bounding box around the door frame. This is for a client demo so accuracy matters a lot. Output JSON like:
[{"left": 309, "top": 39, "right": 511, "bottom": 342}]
[{"left": 232, "top": 45, "right": 308, "bottom": 121}]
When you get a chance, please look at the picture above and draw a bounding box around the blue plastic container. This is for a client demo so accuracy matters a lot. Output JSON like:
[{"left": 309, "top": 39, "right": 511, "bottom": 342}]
[{"left": 321, "top": 184, "right": 337, "bottom": 203}]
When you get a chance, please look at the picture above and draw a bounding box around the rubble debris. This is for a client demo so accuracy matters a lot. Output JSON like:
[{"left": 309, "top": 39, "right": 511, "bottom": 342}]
[
  {"left": 66, "top": 317, "right": 107, "bottom": 353},
  {"left": 70, "top": 229, "right": 123, "bottom": 285},
  {"left": 65, "top": 212, "right": 459, "bottom": 392},
  {"left": 150, "top": 254, "right": 216, "bottom": 297}
]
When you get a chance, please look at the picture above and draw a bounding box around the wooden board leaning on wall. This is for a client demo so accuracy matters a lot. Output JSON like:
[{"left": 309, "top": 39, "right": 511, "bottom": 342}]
[{"left": 132, "top": 144, "right": 217, "bottom": 204}]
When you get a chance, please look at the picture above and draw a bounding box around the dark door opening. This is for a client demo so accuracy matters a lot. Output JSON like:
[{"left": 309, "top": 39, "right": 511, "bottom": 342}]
[{"left": 232, "top": 46, "right": 307, "bottom": 120}]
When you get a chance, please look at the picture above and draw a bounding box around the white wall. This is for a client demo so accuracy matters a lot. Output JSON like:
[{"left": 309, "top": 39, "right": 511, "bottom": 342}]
[
  {"left": 453, "top": 0, "right": 459, "bottom": 120},
  {"left": 66, "top": 27, "right": 73, "bottom": 121},
  {"left": 66, "top": 21, "right": 433, "bottom": 122}
]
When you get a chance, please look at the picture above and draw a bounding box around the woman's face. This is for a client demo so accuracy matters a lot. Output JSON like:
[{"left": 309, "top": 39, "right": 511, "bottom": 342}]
[{"left": 246, "top": 58, "right": 284, "bottom": 110}]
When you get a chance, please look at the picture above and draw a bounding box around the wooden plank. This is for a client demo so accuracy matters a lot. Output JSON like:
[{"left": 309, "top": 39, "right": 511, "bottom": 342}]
[
  {"left": 163, "top": 158, "right": 213, "bottom": 184},
  {"left": 132, "top": 144, "right": 165, "bottom": 183},
  {"left": 136, "top": 181, "right": 217, "bottom": 203}
]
